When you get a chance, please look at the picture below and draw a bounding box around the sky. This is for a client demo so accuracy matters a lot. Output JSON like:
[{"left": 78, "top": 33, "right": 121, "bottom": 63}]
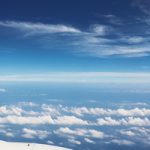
[
  {"left": 0, "top": 0, "right": 150, "bottom": 81},
  {"left": 1, "top": 1, "right": 150, "bottom": 149}
]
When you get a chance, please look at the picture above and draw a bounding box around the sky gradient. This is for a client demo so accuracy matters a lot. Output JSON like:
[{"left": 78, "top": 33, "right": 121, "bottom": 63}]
[
  {"left": 0, "top": 0, "right": 150, "bottom": 78},
  {"left": 1, "top": 1, "right": 150, "bottom": 150}
]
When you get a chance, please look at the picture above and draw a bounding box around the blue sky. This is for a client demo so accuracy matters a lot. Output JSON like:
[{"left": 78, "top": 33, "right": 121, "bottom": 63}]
[
  {"left": 0, "top": 0, "right": 150, "bottom": 78},
  {"left": 1, "top": 1, "right": 150, "bottom": 148}
]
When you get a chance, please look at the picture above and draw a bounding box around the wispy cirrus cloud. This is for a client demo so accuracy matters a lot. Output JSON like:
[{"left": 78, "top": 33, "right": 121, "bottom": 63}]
[
  {"left": 1, "top": 20, "right": 150, "bottom": 58},
  {"left": 132, "top": 0, "right": 150, "bottom": 15},
  {"left": 0, "top": 21, "right": 81, "bottom": 35},
  {"left": 95, "top": 14, "right": 124, "bottom": 25}
]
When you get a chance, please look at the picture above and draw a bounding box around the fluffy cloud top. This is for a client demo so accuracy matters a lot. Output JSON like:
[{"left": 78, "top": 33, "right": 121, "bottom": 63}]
[
  {"left": 0, "top": 102, "right": 150, "bottom": 147},
  {"left": 55, "top": 127, "right": 105, "bottom": 139},
  {"left": 22, "top": 128, "right": 49, "bottom": 139}
]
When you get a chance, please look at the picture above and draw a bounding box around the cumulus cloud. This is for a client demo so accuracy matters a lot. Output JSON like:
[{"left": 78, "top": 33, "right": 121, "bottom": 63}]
[
  {"left": 54, "top": 116, "right": 89, "bottom": 125},
  {"left": 55, "top": 127, "right": 105, "bottom": 139},
  {"left": 0, "top": 102, "right": 150, "bottom": 147},
  {"left": 66, "top": 106, "right": 150, "bottom": 117},
  {"left": 97, "top": 117, "right": 121, "bottom": 126},
  {"left": 0, "top": 103, "right": 150, "bottom": 127},
  {"left": 119, "top": 130, "right": 135, "bottom": 137},
  {"left": 0, "top": 113, "right": 149, "bottom": 127},
  {"left": 0, "top": 115, "right": 54, "bottom": 125},
  {"left": 41, "top": 104, "right": 60, "bottom": 116},
  {"left": 22, "top": 128, "right": 49, "bottom": 139},
  {"left": 97, "top": 117, "right": 150, "bottom": 126},
  {"left": 0, "top": 106, "right": 23, "bottom": 116}
]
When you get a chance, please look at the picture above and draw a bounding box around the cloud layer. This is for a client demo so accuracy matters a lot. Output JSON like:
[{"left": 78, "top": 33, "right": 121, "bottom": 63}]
[
  {"left": 0, "top": 72, "right": 150, "bottom": 83},
  {"left": 0, "top": 101, "right": 150, "bottom": 148}
]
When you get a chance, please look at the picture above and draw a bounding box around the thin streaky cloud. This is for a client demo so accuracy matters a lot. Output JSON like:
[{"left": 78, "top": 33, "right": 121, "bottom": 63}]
[
  {"left": 0, "top": 72, "right": 150, "bottom": 83},
  {"left": 1, "top": 21, "right": 150, "bottom": 58},
  {"left": 0, "top": 21, "right": 81, "bottom": 35}
]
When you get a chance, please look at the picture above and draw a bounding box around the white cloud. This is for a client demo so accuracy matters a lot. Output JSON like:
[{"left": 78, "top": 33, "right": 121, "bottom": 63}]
[
  {"left": 119, "top": 130, "right": 135, "bottom": 136},
  {"left": 67, "top": 107, "right": 150, "bottom": 117},
  {"left": 54, "top": 116, "right": 89, "bottom": 125},
  {"left": 90, "top": 24, "right": 109, "bottom": 35},
  {"left": 0, "top": 115, "right": 54, "bottom": 125},
  {"left": 55, "top": 127, "right": 105, "bottom": 139},
  {"left": 124, "top": 117, "right": 150, "bottom": 126},
  {"left": 1, "top": 20, "right": 150, "bottom": 58},
  {"left": 97, "top": 117, "right": 150, "bottom": 126},
  {"left": 88, "top": 129, "right": 105, "bottom": 138},
  {"left": 0, "top": 129, "right": 14, "bottom": 137},
  {"left": 68, "top": 138, "right": 81, "bottom": 145},
  {"left": 79, "top": 45, "right": 150, "bottom": 58},
  {"left": 0, "top": 102, "right": 150, "bottom": 146},
  {"left": 1, "top": 103, "right": 150, "bottom": 127},
  {"left": 111, "top": 139, "right": 135, "bottom": 146},
  {"left": 0, "top": 106, "right": 23, "bottom": 116},
  {"left": 97, "top": 117, "right": 121, "bottom": 126},
  {"left": 47, "top": 140, "right": 54, "bottom": 145},
  {"left": 123, "top": 36, "right": 144, "bottom": 44},
  {"left": 22, "top": 128, "right": 49, "bottom": 139},
  {"left": 41, "top": 104, "right": 60, "bottom": 116},
  {"left": 0, "top": 72, "right": 150, "bottom": 83},
  {"left": 1, "top": 103, "right": 150, "bottom": 128},
  {"left": 84, "top": 138, "right": 95, "bottom": 144},
  {"left": 0, "top": 21, "right": 81, "bottom": 35},
  {"left": 55, "top": 127, "right": 76, "bottom": 135}
]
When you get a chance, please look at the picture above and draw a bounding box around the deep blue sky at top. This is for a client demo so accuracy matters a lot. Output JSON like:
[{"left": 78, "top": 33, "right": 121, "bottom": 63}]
[
  {"left": 0, "top": 0, "right": 139, "bottom": 26},
  {"left": 0, "top": 0, "right": 150, "bottom": 74}
]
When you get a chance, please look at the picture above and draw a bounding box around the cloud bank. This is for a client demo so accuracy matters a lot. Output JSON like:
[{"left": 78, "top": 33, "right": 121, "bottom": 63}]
[
  {"left": 0, "top": 101, "right": 150, "bottom": 147},
  {"left": 0, "top": 72, "right": 150, "bottom": 83}
]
